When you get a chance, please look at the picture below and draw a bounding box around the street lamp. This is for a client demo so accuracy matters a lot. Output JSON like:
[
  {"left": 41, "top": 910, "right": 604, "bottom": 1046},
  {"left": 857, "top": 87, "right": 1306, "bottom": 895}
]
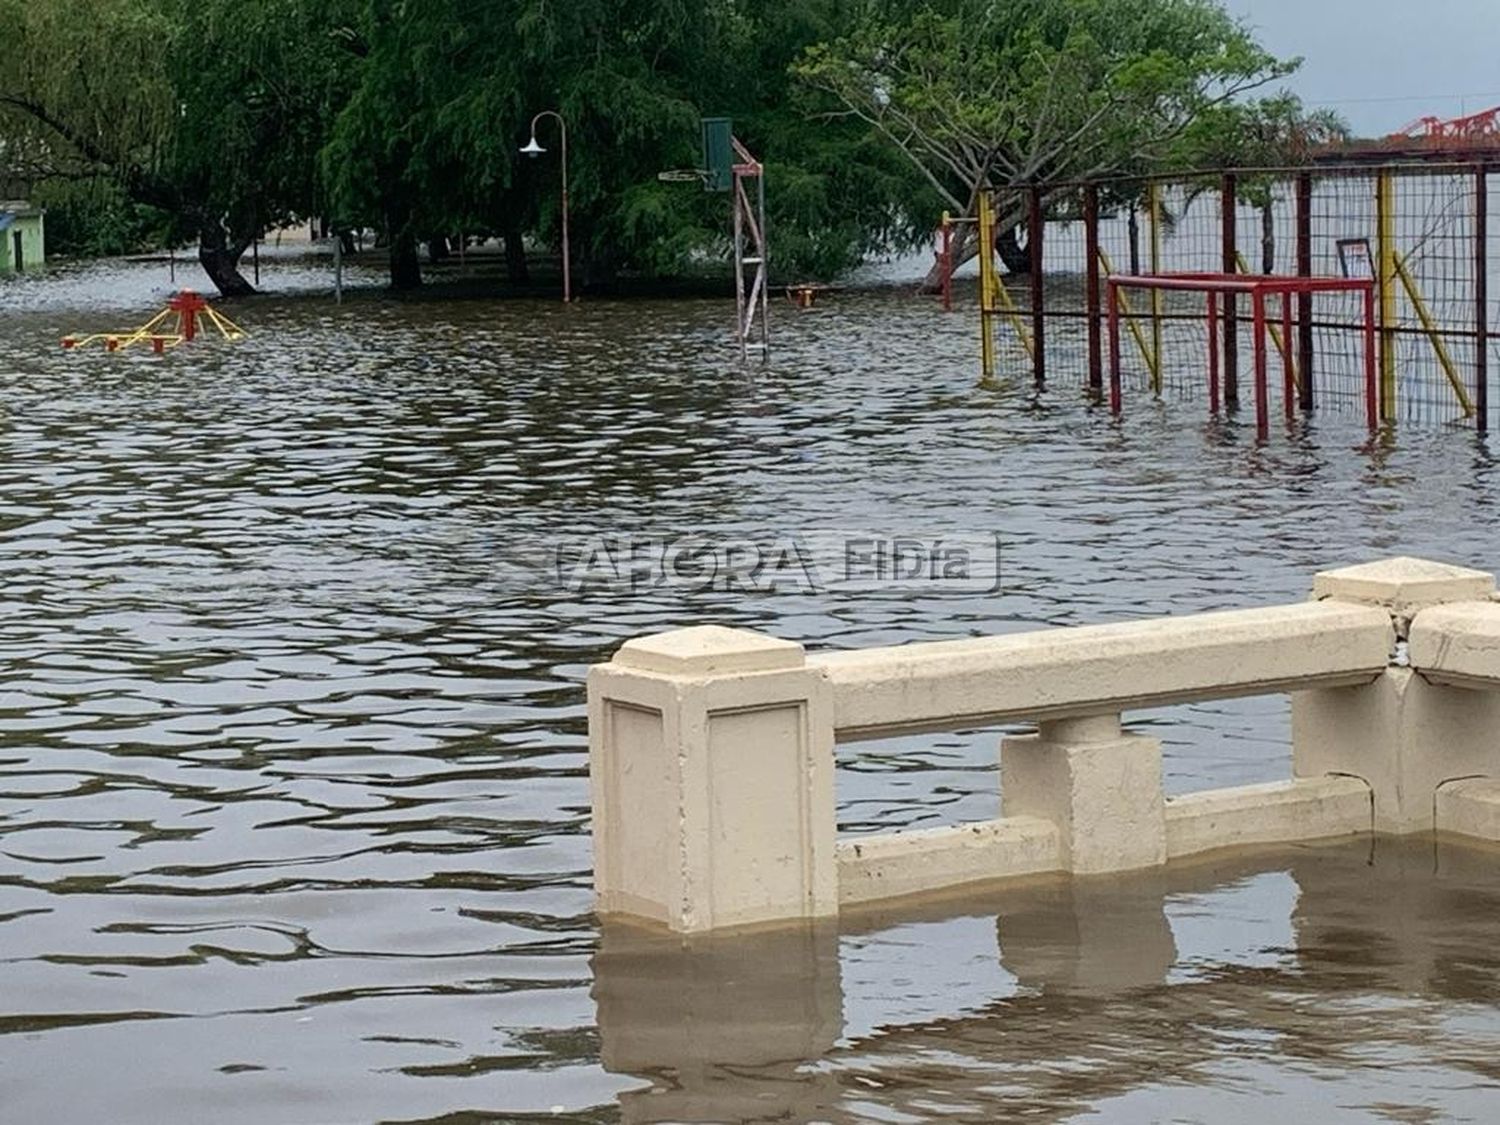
[{"left": 521, "top": 110, "right": 571, "bottom": 303}]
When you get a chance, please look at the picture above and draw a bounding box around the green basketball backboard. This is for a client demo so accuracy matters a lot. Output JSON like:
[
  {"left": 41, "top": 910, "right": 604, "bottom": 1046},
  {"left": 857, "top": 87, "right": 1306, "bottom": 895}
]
[{"left": 701, "top": 117, "right": 733, "bottom": 193}]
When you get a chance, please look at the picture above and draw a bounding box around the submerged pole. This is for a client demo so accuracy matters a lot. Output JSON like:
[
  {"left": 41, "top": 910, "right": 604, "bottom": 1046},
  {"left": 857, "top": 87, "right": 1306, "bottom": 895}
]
[
  {"left": 1029, "top": 185, "right": 1046, "bottom": 388},
  {"left": 1476, "top": 166, "right": 1489, "bottom": 434},
  {"left": 1084, "top": 184, "right": 1102, "bottom": 397}
]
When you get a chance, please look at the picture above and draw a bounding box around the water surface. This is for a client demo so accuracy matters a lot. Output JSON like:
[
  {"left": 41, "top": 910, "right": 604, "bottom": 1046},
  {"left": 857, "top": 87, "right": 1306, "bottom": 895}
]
[{"left": 2, "top": 255, "right": 1499, "bottom": 1122}]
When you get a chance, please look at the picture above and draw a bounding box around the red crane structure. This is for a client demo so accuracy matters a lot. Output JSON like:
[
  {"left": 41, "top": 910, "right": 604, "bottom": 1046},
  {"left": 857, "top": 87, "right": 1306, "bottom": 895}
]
[{"left": 1388, "top": 107, "right": 1500, "bottom": 148}]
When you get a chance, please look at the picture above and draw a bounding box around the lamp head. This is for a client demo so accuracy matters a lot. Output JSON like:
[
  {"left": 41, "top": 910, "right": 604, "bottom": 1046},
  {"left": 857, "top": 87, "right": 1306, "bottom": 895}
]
[{"left": 520, "top": 136, "right": 545, "bottom": 158}]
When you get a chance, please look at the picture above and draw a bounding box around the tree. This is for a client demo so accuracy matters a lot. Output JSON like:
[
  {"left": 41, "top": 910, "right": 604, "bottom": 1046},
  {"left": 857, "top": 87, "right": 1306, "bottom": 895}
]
[
  {"left": 795, "top": 0, "right": 1295, "bottom": 283},
  {"left": 322, "top": 0, "right": 934, "bottom": 290},
  {"left": 1176, "top": 94, "right": 1350, "bottom": 272},
  {"left": 0, "top": 0, "right": 355, "bottom": 296},
  {"left": 159, "top": 0, "right": 358, "bottom": 293},
  {"left": 0, "top": 1, "right": 177, "bottom": 207}
]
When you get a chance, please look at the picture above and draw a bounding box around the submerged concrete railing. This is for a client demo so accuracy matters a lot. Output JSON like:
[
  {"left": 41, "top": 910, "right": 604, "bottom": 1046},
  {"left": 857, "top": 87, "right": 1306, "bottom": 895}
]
[{"left": 587, "top": 557, "right": 1500, "bottom": 933}]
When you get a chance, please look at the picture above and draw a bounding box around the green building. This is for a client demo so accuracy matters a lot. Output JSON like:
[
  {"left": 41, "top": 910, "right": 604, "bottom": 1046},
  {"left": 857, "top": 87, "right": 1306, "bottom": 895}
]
[{"left": 0, "top": 202, "right": 45, "bottom": 275}]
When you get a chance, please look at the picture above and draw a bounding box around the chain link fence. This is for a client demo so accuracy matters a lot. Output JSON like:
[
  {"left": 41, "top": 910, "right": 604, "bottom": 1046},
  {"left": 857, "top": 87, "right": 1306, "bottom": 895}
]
[{"left": 972, "top": 162, "right": 1496, "bottom": 431}]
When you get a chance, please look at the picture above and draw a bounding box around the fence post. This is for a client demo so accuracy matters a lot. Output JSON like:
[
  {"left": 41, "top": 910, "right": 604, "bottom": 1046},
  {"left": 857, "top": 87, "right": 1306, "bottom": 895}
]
[
  {"left": 978, "top": 191, "right": 998, "bottom": 385},
  {"left": 1221, "top": 174, "right": 1239, "bottom": 405},
  {"left": 587, "top": 625, "right": 838, "bottom": 933},
  {"left": 1084, "top": 184, "right": 1102, "bottom": 398},
  {"left": 1029, "top": 185, "right": 1046, "bottom": 388},
  {"left": 1476, "top": 166, "right": 1489, "bottom": 434},
  {"left": 1296, "top": 172, "right": 1315, "bottom": 411},
  {"left": 1377, "top": 170, "right": 1398, "bottom": 422},
  {"left": 1147, "top": 180, "right": 1163, "bottom": 396}
]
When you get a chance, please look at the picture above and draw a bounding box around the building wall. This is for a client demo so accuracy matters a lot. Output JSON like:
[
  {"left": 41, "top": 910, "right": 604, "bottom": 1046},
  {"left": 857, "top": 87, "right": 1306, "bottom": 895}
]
[{"left": 0, "top": 212, "right": 46, "bottom": 274}]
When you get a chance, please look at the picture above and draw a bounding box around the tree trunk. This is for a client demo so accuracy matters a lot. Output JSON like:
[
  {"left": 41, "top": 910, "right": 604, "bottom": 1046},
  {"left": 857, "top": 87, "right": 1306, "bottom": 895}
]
[
  {"left": 389, "top": 230, "right": 422, "bottom": 289},
  {"left": 382, "top": 194, "right": 423, "bottom": 290},
  {"left": 426, "top": 236, "right": 450, "bottom": 263},
  {"left": 504, "top": 225, "right": 529, "bottom": 284},
  {"left": 1260, "top": 203, "right": 1275, "bottom": 274},
  {"left": 916, "top": 211, "right": 1027, "bottom": 292},
  {"left": 197, "top": 221, "right": 256, "bottom": 297},
  {"left": 1128, "top": 206, "right": 1141, "bottom": 276},
  {"left": 339, "top": 230, "right": 356, "bottom": 256}
]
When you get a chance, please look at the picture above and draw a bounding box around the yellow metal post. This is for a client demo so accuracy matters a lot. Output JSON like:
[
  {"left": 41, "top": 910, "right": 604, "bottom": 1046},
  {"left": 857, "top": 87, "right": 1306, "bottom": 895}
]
[
  {"left": 1393, "top": 253, "right": 1474, "bottom": 417},
  {"left": 978, "top": 192, "right": 997, "bottom": 385},
  {"left": 1376, "top": 171, "right": 1398, "bottom": 421},
  {"left": 1147, "top": 181, "right": 1164, "bottom": 396},
  {"left": 993, "top": 270, "right": 1034, "bottom": 361},
  {"left": 1098, "top": 248, "right": 1159, "bottom": 385}
]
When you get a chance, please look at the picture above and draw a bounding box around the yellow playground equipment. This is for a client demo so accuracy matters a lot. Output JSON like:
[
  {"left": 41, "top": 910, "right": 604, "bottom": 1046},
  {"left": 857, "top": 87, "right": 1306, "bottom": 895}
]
[{"left": 62, "top": 290, "right": 247, "bottom": 353}]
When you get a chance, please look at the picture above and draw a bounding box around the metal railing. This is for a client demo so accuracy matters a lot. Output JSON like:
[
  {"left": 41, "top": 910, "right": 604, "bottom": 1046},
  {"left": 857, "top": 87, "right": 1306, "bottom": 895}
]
[{"left": 965, "top": 161, "right": 1500, "bottom": 431}]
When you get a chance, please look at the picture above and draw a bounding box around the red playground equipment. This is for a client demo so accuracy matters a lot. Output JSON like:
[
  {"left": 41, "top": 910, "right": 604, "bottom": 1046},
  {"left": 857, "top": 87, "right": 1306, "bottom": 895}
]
[
  {"left": 62, "top": 289, "right": 247, "bottom": 353},
  {"left": 1107, "top": 273, "right": 1378, "bottom": 435}
]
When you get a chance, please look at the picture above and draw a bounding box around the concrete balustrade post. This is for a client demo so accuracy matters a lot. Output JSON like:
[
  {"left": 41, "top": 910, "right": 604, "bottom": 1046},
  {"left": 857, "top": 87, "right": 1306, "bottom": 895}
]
[
  {"left": 587, "top": 625, "right": 837, "bottom": 933},
  {"left": 1000, "top": 712, "right": 1166, "bottom": 874},
  {"left": 1292, "top": 557, "right": 1498, "bottom": 834}
]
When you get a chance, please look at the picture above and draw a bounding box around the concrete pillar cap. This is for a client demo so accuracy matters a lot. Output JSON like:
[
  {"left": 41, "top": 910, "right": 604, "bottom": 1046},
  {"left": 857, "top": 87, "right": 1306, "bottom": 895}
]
[
  {"left": 614, "top": 625, "right": 806, "bottom": 675},
  {"left": 1313, "top": 556, "right": 1495, "bottom": 616}
]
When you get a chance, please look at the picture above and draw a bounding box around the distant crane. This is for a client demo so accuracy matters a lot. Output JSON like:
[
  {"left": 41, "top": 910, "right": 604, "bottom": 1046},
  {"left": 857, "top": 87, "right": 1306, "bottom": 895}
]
[{"left": 1389, "top": 106, "right": 1500, "bottom": 146}]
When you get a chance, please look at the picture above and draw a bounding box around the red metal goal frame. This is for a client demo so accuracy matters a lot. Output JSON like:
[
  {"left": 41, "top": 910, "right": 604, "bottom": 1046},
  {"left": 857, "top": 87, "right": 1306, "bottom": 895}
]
[{"left": 1106, "top": 272, "right": 1378, "bottom": 434}]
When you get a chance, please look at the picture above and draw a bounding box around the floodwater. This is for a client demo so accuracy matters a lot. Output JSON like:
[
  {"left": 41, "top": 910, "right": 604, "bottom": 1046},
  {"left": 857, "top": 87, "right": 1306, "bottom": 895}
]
[{"left": 2, "top": 251, "right": 1500, "bottom": 1123}]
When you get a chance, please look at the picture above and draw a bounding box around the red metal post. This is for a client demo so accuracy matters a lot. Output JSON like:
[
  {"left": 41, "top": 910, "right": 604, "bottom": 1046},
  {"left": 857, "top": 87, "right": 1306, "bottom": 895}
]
[
  {"left": 1221, "top": 174, "right": 1239, "bottom": 405},
  {"left": 1084, "top": 184, "right": 1102, "bottom": 397},
  {"left": 1477, "top": 166, "right": 1489, "bottom": 433},
  {"left": 1029, "top": 186, "right": 1046, "bottom": 387},
  {"left": 1296, "top": 173, "right": 1314, "bottom": 410},
  {"left": 1108, "top": 279, "right": 1122, "bottom": 415},
  {"left": 167, "top": 289, "right": 207, "bottom": 342},
  {"left": 1253, "top": 289, "right": 1269, "bottom": 437},
  {"left": 1363, "top": 283, "right": 1378, "bottom": 431},
  {"left": 1281, "top": 288, "right": 1295, "bottom": 422},
  {"left": 1207, "top": 291, "right": 1220, "bottom": 415}
]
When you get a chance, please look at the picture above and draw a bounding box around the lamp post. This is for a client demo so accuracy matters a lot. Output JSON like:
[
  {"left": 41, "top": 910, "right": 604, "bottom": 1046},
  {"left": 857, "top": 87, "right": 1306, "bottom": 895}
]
[{"left": 520, "top": 110, "right": 571, "bottom": 303}]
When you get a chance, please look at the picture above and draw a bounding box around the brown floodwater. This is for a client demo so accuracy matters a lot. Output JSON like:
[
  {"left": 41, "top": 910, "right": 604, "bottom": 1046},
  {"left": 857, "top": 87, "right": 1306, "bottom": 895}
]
[{"left": 2, "top": 251, "right": 1500, "bottom": 1123}]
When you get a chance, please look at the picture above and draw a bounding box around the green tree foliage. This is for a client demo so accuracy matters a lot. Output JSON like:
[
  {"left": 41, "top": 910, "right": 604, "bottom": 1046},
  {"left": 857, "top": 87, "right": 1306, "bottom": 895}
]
[
  {"left": 797, "top": 0, "right": 1296, "bottom": 279},
  {"left": 1176, "top": 94, "right": 1350, "bottom": 272},
  {"left": 3, "top": 0, "right": 1303, "bottom": 295},
  {"left": 0, "top": 0, "right": 354, "bottom": 294},
  {"left": 323, "top": 0, "right": 936, "bottom": 289},
  {"left": 31, "top": 180, "right": 172, "bottom": 257},
  {"left": 0, "top": 0, "right": 177, "bottom": 188},
  {"left": 159, "top": 0, "right": 358, "bottom": 291}
]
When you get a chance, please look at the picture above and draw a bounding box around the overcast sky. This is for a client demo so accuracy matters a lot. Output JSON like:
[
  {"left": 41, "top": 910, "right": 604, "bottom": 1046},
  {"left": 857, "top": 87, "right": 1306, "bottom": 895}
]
[{"left": 1222, "top": 0, "right": 1500, "bottom": 137}]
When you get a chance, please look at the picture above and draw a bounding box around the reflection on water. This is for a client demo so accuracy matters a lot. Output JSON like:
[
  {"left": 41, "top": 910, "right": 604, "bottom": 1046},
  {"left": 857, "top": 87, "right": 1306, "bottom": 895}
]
[
  {"left": 600, "top": 838, "right": 1500, "bottom": 1124},
  {"left": 2, "top": 258, "right": 1500, "bottom": 1121}
]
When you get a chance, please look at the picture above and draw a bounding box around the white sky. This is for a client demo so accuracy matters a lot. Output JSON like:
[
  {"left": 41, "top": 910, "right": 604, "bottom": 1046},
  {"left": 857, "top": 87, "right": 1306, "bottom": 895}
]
[{"left": 1222, "top": 0, "right": 1500, "bottom": 137}]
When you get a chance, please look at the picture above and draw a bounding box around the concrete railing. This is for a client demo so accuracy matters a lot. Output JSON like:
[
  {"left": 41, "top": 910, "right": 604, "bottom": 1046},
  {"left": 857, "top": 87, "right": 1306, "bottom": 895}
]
[{"left": 587, "top": 557, "right": 1500, "bottom": 933}]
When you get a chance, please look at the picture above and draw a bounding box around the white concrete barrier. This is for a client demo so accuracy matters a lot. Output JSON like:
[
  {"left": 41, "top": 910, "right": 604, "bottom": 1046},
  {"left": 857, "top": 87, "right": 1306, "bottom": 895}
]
[
  {"left": 587, "top": 557, "right": 1500, "bottom": 932},
  {"left": 813, "top": 601, "right": 1393, "bottom": 740}
]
